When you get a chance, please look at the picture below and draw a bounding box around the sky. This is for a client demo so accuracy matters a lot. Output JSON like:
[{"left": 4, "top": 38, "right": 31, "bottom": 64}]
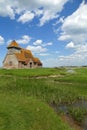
[{"left": 0, "top": 0, "right": 87, "bottom": 67}]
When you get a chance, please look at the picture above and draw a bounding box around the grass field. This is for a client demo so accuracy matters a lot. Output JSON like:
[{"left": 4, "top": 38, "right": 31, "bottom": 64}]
[{"left": 0, "top": 67, "right": 87, "bottom": 130}]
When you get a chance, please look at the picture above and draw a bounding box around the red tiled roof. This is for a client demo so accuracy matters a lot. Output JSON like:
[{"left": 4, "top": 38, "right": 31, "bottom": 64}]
[
  {"left": 15, "top": 53, "right": 25, "bottom": 62},
  {"left": 8, "top": 40, "right": 42, "bottom": 65},
  {"left": 33, "top": 57, "right": 42, "bottom": 65},
  {"left": 15, "top": 48, "right": 33, "bottom": 62},
  {"left": 21, "top": 48, "right": 33, "bottom": 58}
]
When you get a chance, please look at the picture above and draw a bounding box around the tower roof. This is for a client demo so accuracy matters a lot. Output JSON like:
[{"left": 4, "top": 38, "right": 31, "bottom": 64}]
[{"left": 7, "top": 40, "right": 21, "bottom": 49}]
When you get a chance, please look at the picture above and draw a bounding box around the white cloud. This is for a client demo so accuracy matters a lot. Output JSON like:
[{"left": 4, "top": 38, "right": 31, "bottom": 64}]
[
  {"left": 38, "top": 0, "right": 69, "bottom": 26},
  {"left": 46, "top": 42, "right": 53, "bottom": 46},
  {"left": 16, "top": 35, "right": 31, "bottom": 44},
  {"left": 34, "top": 9, "right": 43, "bottom": 16},
  {"left": 39, "top": 53, "right": 50, "bottom": 56},
  {"left": 53, "top": 16, "right": 64, "bottom": 26},
  {"left": 44, "top": 42, "right": 87, "bottom": 67},
  {"left": 75, "top": 44, "right": 87, "bottom": 53},
  {"left": 58, "top": 1, "right": 87, "bottom": 44},
  {"left": 33, "top": 40, "right": 43, "bottom": 45},
  {"left": 53, "top": 1, "right": 87, "bottom": 67},
  {"left": 42, "top": 42, "right": 53, "bottom": 47},
  {"left": 44, "top": 52, "right": 87, "bottom": 67},
  {"left": 17, "top": 11, "right": 35, "bottom": 23},
  {"left": 0, "top": 36, "right": 5, "bottom": 45},
  {"left": 26, "top": 39, "right": 52, "bottom": 55},
  {"left": 39, "top": 10, "right": 59, "bottom": 26},
  {"left": 0, "top": 0, "right": 69, "bottom": 25},
  {"left": 33, "top": 40, "right": 53, "bottom": 47},
  {"left": 0, "top": 0, "right": 15, "bottom": 19},
  {"left": 58, "top": 34, "right": 71, "bottom": 41},
  {"left": 66, "top": 41, "right": 75, "bottom": 49},
  {"left": 26, "top": 45, "right": 47, "bottom": 53}
]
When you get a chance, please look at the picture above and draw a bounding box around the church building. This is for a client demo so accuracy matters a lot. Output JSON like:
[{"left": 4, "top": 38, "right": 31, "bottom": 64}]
[{"left": 3, "top": 40, "right": 42, "bottom": 69}]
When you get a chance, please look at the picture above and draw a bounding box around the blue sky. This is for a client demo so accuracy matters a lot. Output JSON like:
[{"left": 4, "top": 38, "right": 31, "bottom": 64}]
[{"left": 0, "top": 0, "right": 87, "bottom": 67}]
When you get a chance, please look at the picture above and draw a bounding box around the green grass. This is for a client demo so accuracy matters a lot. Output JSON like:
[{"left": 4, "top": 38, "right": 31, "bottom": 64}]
[
  {"left": 0, "top": 68, "right": 66, "bottom": 77},
  {"left": 0, "top": 67, "right": 87, "bottom": 129},
  {"left": 0, "top": 94, "right": 73, "bottom": 130},
  {"left": 69, "top": 107, "right": 87, "bottom": 123}
]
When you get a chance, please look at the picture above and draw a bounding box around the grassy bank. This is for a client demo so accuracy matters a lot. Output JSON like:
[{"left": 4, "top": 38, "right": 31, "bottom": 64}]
[
  {"left": 0, "top": 94, "right": 73, "bottom": 130},
  {"left": 0, "top": 67, "right": 87, "bottom": 129}
]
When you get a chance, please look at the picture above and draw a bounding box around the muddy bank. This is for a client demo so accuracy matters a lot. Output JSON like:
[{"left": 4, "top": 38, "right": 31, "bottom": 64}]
[
  {"left": 61, "top": 115, "right": 84, "bottom": 130},
  {"left": 50, "top": 100, "right": 87, "bottom": 130}
]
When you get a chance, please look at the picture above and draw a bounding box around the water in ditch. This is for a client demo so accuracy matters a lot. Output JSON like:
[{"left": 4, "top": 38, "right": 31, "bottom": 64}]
[{"left": 51, "top": 100, "right": 87, "bottom": 130}]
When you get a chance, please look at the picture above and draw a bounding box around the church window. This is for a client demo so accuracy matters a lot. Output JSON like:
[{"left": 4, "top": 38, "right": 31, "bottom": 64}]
[
  {"left": 30, "top": 62, "right": 32, "bottom": 68},
  {"left": 9, "top": 61, "right": 12, "bottom": 66}
]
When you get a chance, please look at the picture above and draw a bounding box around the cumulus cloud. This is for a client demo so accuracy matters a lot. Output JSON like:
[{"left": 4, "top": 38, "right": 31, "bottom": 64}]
[
  {"left": 58, "top": 1, "right": 87, "bottom": 44},
  {"left": 66, "top": 41, "right": 75, "bottom": 49},
  {"left": 58, "top": 54, "right": 85, "bottom": 66},
  {"left": 26, "top": 45, "right": 47, "bottom": 53},
  {"left": 17, "top": 11, "right": 35, "bottom": 23},
  {"left": 55, "top": 1, "right": 87, "bottom": 67},
  {"left": 39, "top": 10, "right": 59, "bottom": 26},
  {"left": 34, "top": 9, "right": 43, "bottom": 17},
  {"left": 42, "top": 40, "right": 87, "bottom": 67},
  {"left": 0, "top": 0, "right": 69, "bottom": 25},
  {"left": 0, "top": 0, "right": 15, "bottom": 19},
  {"left": 39, "top": 0, "right": 69, "bottom": 26},
  {"left": 0, "top": 36, "right": 5, "bottom": 45},
  {"left": 33, "top": 40, "right": 43, "bottom": 45},
  {"left": 58, "top": 34, "right": 71, "bottom": 41},
  {"left": 44, "top": 51, "right": 87, "bottom": 67},
  {"left": 16, "top": 35, "right": 31, "bottom": 44},
  {"left": 42, "top": 42, "right": 53, "bottom": 47},
  {"left": 26, "top": 39, "right": 52, "bottom": 54},
  {"left": 39, "top": 53, "right": 50, "bottom": 56},
  {"left": 75, "top": 44, "right": 87, "bottom": 54},
  {"left": 44, "top": 43, "right": 87, "bottom": 67},
  {"left": 33, "top": 39, "right": 53, "bottom": 47}
]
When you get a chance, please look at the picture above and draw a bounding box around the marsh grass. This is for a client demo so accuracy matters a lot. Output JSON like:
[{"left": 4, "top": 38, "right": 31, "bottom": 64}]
[
  {"left": 0, "top": 67, "right": 87, "bottom": 129},
  {"left": 0, "top": 94, "right": 73, "bottom": 130},
  {"left": 69, "top": 107, "right": 87, "bottom": 124},
  {"left": 0, "top": 68, "right": 66, "bottom": 77}
]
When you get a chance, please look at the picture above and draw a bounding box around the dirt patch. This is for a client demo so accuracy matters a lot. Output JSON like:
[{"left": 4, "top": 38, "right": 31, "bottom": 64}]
[
  {"left": 32, "top": 75, "right": 62, "bottom": 79},
  {"left": 61, "top": 115, "right": 84, "bottom": 130},
  {"left": 0, "top": 74, "right": 63, "bottom": 79}
]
